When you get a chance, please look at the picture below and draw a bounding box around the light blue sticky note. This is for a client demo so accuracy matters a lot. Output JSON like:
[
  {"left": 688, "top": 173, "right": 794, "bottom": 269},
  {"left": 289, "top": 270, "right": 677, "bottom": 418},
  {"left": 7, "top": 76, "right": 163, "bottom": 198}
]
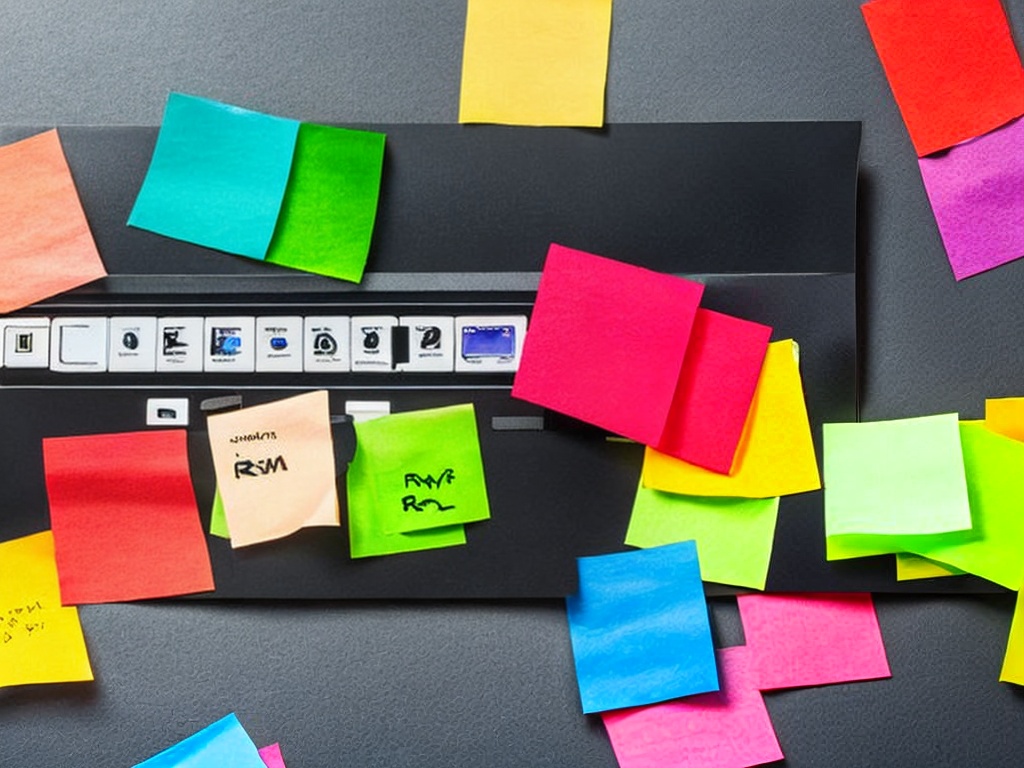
[
  {"left": 565, "top": 540, "right": 719, "bottom": 714},
  {"left": 128, "top": 92, "right": 299, "bottom": 260},
  {"left": 133, "top": 713, "right": 265, "bottom": 768}
]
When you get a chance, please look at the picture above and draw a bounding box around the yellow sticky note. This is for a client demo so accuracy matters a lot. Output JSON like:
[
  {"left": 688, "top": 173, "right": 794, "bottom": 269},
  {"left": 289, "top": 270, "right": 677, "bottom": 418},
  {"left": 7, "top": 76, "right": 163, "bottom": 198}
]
[
  {"left": 0, "top": 531, "right": 93, "bottom": 688},
  {"left": 206, "top": 391, "right": 340, "bottom": 548},
  {"left": 986, "top": 397, "right": 1024, "bottom": 442},
  {"left": 458, "top": 0, "right": 613, "bottom": 127},
  {"left": 1001, "top": 587, "right": 1024, "bottom": 685},
  {"left": 895, "top": 553, "right": 962, "bottom": 581},
  {"left": 642, "top": 340, "right": 820, "bottom": 498}
]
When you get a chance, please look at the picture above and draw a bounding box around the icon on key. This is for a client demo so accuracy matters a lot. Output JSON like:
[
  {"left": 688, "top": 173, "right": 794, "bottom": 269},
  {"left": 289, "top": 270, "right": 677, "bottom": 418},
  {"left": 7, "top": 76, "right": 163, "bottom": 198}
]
[
  {"left": 211, "top": 327, "right": 243, "bottom": 356},
  {"left": 15, "top": 333, "right": 33, "bottom": 354}
]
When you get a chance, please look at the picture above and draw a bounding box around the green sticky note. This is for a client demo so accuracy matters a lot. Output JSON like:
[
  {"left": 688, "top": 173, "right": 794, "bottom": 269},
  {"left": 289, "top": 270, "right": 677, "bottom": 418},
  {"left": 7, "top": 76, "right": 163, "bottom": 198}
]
[
  {"left": 265, "top": 123, "right": 386, "bottom": 283},
  {"left": 209, "top": 488, "right": 230, "bottom": 539},
  {"left": 128, "top": 92, "right": 300, "bottom": 260},
  {"left": 625, "top": 483, "right": 779, "bottom": 590},
  {"left": 824, "top": 413, "right": 972, "bottom": 558},
  {"left": 895, "top": 553, "right": 963, "bottom": 581}
]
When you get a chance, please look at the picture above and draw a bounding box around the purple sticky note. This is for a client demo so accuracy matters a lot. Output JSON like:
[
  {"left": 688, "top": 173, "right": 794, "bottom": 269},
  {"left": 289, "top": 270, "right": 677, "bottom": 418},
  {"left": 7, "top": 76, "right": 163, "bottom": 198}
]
[{"left": 918, "top": 116, "right": 1024, "bottom": 280}]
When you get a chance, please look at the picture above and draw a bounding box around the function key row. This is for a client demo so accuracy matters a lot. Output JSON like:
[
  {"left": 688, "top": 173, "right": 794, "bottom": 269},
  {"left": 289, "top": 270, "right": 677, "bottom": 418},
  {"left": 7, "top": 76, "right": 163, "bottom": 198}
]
[{"left": 0, "top": 315, "right": 528, "bottom": 374}]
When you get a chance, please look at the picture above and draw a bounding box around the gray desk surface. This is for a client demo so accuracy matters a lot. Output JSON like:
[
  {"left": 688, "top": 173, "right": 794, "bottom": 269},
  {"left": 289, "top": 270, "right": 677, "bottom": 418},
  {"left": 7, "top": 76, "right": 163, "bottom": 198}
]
[{"left": 3, "top": 1, "right": 1024, "bottom": 765}]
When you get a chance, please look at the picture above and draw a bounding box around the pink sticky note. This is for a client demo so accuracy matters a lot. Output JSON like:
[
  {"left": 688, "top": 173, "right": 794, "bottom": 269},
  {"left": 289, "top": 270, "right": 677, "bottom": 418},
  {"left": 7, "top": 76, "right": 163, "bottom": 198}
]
[
  {"left": 918, "top": 117, "right": 1024, "bottom": 280},
  {"left": 258, "top": 743, "right": 287, "bottom": 768},
  {"left": 513, "top": 244, "right": 704, "bottom": 446},
  {"left": 657, "top": 308, "right": 771, "bottom": 473},
  {"left": 601, "top": 646, "right": 783, "bottom": 768},
  {"left": 737, "top": 593, "right": 891, "bottom": 691}
]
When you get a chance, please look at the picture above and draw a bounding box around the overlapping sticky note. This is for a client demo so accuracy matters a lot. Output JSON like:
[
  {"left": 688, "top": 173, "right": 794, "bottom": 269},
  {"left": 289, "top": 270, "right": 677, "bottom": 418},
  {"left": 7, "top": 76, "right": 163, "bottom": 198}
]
[
  {"left": 644, "top": 339, "right": 820, "bottom": 498},
  {"left": 737, "top": 593, "right": 891, "bottom": 690},
  {"left": 861, "top": 0, "right": 1024, "bottom": 157},
  {"left": 459, "top": 0, "right": 613, "bottom": 127},
  {"left": 1001, "top": 588, "right": 1024, "bottom": 686},
  {"left": 134, "top": 713, "right": 265, "bottom": 768},
  {"left": 917, "top": 117, "right": 1024, "bottom": 280},
  {"left": 601, "top": 646, "right": 784, "bottom": 768},
  {"left": 823, "top": 413, "right": 972, "bottom": 561},
  {"left": 985, "top": 396, "right": 1024, "bottom": 442},
  {"left": 258, "top": 744, "right": 287, "bottom": 768},
  {"left": 43, "top": 429, "right": 214, "bottom": 604},
  {"left": 0, "top": 129, "right": 107, "bottom": 313},
  {"left": 346, "top": 405, "right": 488, "bottom": 557},
  {"left": 895, "top": 553, "right": 962, "bottom": 582},
  {"left": 129, "top": 92, "right": 385, "bottom": 282},
  {"left": 625, "top": 483, "right": 779, "bottom": 590},
  {"left": 0, "top": 531, "right": 93, "bottom": 688},
  {"left": 206, "top": 391, "right": 340, "bottom": 548},
  {"left": 565, "top": 541, "right": 718, "bottom": 713}
]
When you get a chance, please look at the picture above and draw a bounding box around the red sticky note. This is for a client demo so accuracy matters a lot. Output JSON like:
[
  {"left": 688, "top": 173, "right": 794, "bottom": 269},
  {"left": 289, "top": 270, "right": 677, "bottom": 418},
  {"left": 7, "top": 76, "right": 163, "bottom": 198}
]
[
  {"left": 601, "top": 646, "right": 784, "bottom": 768},
  {"left": 737, "top": 592, "right": 891, "bottom": 691},
  {"left": 862, "top": 0, "right": 1024, "bottom": 156},
  {"left": 657, "top": 308, "right": 771, "bottom": 473},
  {"left": 513, "top": 243, "right": 704, "bottom": 446},
  {"left": 43, "top": 429, "right": 215, "bottom": 604}
]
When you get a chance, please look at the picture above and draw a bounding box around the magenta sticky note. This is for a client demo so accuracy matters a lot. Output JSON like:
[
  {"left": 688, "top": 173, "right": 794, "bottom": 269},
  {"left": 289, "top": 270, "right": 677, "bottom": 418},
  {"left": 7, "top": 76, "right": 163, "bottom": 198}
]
[
  {"left": 918, "top": 116, "right": 1024, "bottom": 280},
  {"left": 258, "top": 743, "right": 287, "bottom": 768},
  {"left": 601, "top": 646, "right": 784, "bottom": 768},
  {"left": 657, "top": 308, "right": 772, "bottom": 473},
  {"left": 512, "top": 243, "right": 704, "bottom": 445},
  {"left": 737, "top": 592, "right": 891, "bottom": 691}
]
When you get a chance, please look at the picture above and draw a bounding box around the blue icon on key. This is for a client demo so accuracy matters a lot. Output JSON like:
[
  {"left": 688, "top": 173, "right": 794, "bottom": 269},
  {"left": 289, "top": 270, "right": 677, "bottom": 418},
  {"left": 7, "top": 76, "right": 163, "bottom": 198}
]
[{"left": 270, "top": 336, "right": 288, "bottom": 350}]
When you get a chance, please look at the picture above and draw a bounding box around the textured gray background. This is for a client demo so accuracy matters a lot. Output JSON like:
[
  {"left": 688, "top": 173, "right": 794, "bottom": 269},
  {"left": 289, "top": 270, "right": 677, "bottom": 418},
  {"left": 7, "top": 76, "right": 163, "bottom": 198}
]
[{"left": 3, "top": 1, "right": 1024, "bottom": 765}]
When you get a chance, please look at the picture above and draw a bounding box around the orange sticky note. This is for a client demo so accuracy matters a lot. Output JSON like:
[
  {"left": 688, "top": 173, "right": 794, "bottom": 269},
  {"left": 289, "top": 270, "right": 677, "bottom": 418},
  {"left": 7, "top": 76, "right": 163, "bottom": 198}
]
[
  {"left": 0, "top": 531, "right": 93, "bottom": 687},
  {"left": 459, "top": 0, "right": 613, "bottom": 127},
  {"left": 643, "top": 340, "right": 820, "bottom": 498},
  {"left": 43, "top": 430, "right": 215, "bottom": 604},
  {"left": 985, "top": 397, "right": 1024, "bottom": 443},
  {"left": 0, "top": 130, "right": 107, "bottom": 313},
  {"left": 206, "top": 391, "right": 340, "bottom": 548}
]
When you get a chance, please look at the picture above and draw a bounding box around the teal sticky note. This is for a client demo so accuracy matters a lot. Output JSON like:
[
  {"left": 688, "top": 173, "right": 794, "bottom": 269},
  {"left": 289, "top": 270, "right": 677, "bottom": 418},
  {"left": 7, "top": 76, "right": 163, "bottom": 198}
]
[
  {"left": 265, "top": 123, "right": 386, "bottom": 283},
  {"left": 133, "top": 713, "right": 265, "bottom": 767},
  {"left": 128, "top": 92, "right": 299, "bottom": 260}
]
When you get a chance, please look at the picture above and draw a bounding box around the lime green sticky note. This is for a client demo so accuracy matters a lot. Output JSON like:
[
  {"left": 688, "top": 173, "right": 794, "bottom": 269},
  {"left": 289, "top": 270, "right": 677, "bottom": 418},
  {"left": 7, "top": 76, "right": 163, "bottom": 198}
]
[
  {"left": 625, "top": 483, "right": 779, "bottom": 590},
  {"left": 824, "top": 413, "right": 972, "bottom": 557},
  {"left": 900, "top": 421, "right": 1024, "bottom": 589},
  {"left": 209, "top": 488, "right": 230, "bottom": 539},
  {"left": 895, "top": 553, "right": 963, "bottom": 581},
  {"left": 265, "top": 123, "right": 386, "bottom": 283}
]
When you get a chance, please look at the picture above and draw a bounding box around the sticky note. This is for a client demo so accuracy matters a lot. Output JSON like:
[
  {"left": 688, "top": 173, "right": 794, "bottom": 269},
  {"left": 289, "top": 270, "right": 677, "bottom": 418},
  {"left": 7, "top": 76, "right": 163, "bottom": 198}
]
[
  {"left": 513, "top": 244, "right": 704, "bottom": 447},
  {"left": 459, "top": 0, "right": 613, "bottom": 127},
  {"left": 823, "top": 413, "right": 971, "bottom": 559},
  {"left": 265, "top": 122, "right": 386, "bottom": 283},
  {"left": 258, "top": 744, "right": 287, "bottom": 768},
  {"left": 895, "top": 553, "right": 962, "bottom": 581},
  {"left": 0, "top": 129, "right": 107, "bottom": 313},
  {"left": 209, "top": 488, "right": 230, "bottom": 539},
  {"left": 565, "top": 541, "right": 718, "bottom": 713},
  {"left": 349, "top": 404, "right": 490, "bottom": 535},
  {"left": 655, "top": 308, "right": 771, "bottom": 473},
  {"left": 861, "top": 0, "right": 1024, "bottom": 156},
  {"left": 737, "top": 592, "right": 891, "bottom": 690},
  {"left": 601, "top": 646, "right": 784, "bottom": 768},
  {"left": 1001, "top": 588, "right": 1024, "bottom": 686},
  {"left": 0, "top": 531, "right": 93, "bottom": 688},
  {"left": 134, "top": 713, "right": 265, "bottom": 768},
  {"left": 206, "top": 391, "right": 340, "bottom": 548},
  {"left": 128, "top": 92, "right": 299, "bottom": 259},
  {"left": 643, "top": 340, "right": 820, "bottom": 498},
  {"left": 985, "top": 396, "right": 1024, "bottom": 443},
  {"left": 918, "top": 117, "right": 1024, "bottom": 280},
  {"left": 43, "top": 429, "right": 214, "bottom": 604},
  {"left": 625, "top": 484, "right": 779, "bottom": 590}
]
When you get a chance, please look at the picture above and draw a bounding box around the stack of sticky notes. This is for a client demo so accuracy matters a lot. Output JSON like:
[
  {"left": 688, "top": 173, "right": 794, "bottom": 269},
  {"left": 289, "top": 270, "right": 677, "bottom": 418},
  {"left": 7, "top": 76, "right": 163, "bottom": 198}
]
[
  {"left": 346, "top": 403, "right": 491, "bottom": 558},
  {"left": 129, "top": 92, "right": 386, "bottom": 283},
  {"left": 133, "top": 713, "right": 287, "bottom": 767},
  {"left": 862, "top": 0, "right": 1024, "bottom": 279}
]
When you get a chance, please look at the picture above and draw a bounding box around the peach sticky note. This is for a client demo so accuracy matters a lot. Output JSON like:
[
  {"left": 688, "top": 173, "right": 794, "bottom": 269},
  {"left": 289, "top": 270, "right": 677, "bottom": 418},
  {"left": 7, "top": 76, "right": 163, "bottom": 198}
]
[
  {"left": 513, "top": 244, "right": 704, "bottom": 448},
  {"left": 459, "top": 0, "right": 613, "bottom": 127},
  {"left": 44, "top": 430, "right": 214, "bottom": 605},
  {"left": 601, "top": 646, "right": 784, "bottom": 768},
  {"left": 861, "top": 0, "right": 1024, "bottom": 156},
  {"left": 0, "top": 531, "right": 93, "bottom": 688},
  {"left": 0, "top": 130, "right": 107, "bottom": 313},
  {"left": 643, "top": 340, "right": 820, "bottom": 498},
  {"left": 206, "top": 391, "right": 340, "bottom": 548},
  {"left": 737, "top": 592, "right": 891, "bottom": 690}
]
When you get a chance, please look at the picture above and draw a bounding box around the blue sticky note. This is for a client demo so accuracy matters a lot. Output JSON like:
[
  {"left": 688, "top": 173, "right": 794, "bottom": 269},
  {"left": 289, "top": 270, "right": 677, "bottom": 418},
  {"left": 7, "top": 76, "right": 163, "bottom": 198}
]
[
  {"left": 128, "top": 92, "right": 299, "bottom": 260},
  {"left": 133, "top": 713, "right": 266, "bottom": 768},
  {"left": 565, "top": 540, "right": 719, "bottom": 713}
]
